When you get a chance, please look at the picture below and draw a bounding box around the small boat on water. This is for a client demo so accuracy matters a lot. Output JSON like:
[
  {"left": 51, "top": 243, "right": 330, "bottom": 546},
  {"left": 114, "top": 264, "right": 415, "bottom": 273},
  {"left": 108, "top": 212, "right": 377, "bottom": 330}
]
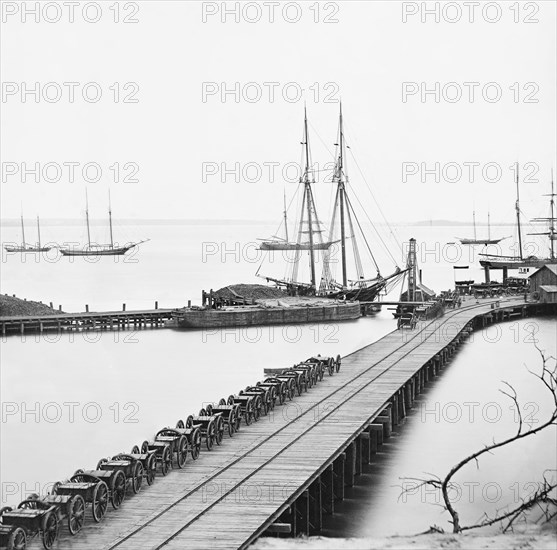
[
  {"left": 59, "top": 191, "right": 148, "bottom": 257},
  {"left": 457, "top": 211, "right": 506, "bottom": 246},
  {"left": 4, "top": 213, "right": 51, "bottom": 253},
  {"left": 479, "top": 165, "right": 557, "bottom": 271}
]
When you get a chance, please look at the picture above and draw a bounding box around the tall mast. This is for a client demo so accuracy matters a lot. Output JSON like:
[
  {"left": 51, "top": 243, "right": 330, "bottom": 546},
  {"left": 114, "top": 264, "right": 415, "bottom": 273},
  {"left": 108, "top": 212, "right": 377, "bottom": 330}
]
[
  {"left": 487, "top": 212, "right": 491, "bottom": 240},
  {"left": 338, "top": 104, "right": 347, "bottom": 287},
  {"left": 515, "top": 162, "right": 523, "bottom": 260},
  {"left": 108, "top": 190, "right": 114, "bottom": 249},
  {"left": 303, "top": 107, "right": 316, "bottom": 288},
  {"left": 550, "top": 169, "right": 555, "bottom": 260},
  {"left": 85, "top": 189, "right": 91, "bottom": 248},
  {"left": 472, "top": 210, "right": 477, "bottom": 240},
  {"left": 283, "top": 189, "right": 289, "bottom": 243},
  {"left": 20, "top": 211, "right": 26, "bottom": 247},
  {"left": 37, "top": 215, "right": 41, "bottom": 249}
]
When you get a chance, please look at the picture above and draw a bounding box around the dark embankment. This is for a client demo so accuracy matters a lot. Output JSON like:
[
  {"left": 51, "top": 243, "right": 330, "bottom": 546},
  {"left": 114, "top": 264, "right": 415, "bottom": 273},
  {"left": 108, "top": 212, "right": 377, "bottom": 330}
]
[
  {"left": 0, "top": 295, "right": 63, "bottom": 317},
  {"left": 214, "top": 284, "right": 288, "bottom": 302}
]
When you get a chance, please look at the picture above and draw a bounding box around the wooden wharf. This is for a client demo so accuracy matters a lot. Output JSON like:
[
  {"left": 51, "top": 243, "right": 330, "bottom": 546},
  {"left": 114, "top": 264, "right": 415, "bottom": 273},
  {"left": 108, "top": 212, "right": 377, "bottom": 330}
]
[
  {"left": 16, "top": 297, "right": 555, "bottom": 550},
  {"left": 0, "top": 309, "right": 175, "bottom": 336}
]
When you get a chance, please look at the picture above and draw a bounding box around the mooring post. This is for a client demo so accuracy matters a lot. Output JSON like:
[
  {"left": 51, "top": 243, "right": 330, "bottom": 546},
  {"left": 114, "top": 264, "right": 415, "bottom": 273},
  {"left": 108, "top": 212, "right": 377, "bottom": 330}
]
[
  {"left": 333, "top": 454, "right": 345, "bottom": 500},
  {"left": 376, "top": 407, "right": 392, "bottom": 438},
  {"left": 355, "top": 437, "right": 362, "bottom": 476},
  {"left": 345, "top": 443, "right": 356, "bottom": 487},
  {"left": 391, "top": 394, "right": 399, "bottom": 426},
  {"left": 155, "top": 301, "right": 158, "bottom": 310},
  {"left": 404, "top": 383, "right": 413, "bottom": 410},
  {"left": 369, "top": 424, "right": 383, "bottom": 453},
  {"left": 294, "top": 491, "right": 309, "bottom": 536},
  {"left": 187, "top": 299, "right": 191, "bottom": 308},
  {"left": 122, "top": 303, "right": 126, "bottom": 311},
  {"left": 360, "top": 428, "right": 371, "bottom": 465},
  {"left": 85, "top": 304, "right": 89, "bottom": 313},
  {"left": 321, "top": 464, "right": 335, "bottom": 515},
  {"left": 308, "top": 478, "right": 322, "bottom": 534},
  {"left": 49, "top": 301, "right": 53, "bottom": 308}
]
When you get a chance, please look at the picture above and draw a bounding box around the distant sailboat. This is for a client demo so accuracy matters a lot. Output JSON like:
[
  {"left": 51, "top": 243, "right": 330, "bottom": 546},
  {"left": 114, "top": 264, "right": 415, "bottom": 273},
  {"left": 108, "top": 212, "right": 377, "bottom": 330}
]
[
  {"left": 60, "top": 190, "right": 148, "bottom": 256},
  {"left": 259, "top": 188, "right": 336, "bottom": 252},
  {"left": 4, "top": 213, "right": 51, "bottom": 253},
  {"left": 457, "top": 210, "right": 506, "bottom": 245},
  {"left": 479, "top": 165, "right": 557, "bottom": 269}
]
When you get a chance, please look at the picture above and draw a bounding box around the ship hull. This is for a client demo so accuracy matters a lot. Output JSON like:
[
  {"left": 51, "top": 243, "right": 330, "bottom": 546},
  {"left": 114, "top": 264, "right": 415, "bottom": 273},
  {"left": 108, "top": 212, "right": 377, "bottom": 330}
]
[
  {"left": 479, "top": 257, "right": 557, "bottom": 269},
  {"left": 60, "top": 246, "right": 133, "bottom": 256},
  {"left": 458, "top": 238, "right": 503, "bottom": 245},
  {"left": 4, "top": 246, "right": 52, "bottom": 252},
  {"left": 173, "top": 301, "right": 361, "bottom": 329}
]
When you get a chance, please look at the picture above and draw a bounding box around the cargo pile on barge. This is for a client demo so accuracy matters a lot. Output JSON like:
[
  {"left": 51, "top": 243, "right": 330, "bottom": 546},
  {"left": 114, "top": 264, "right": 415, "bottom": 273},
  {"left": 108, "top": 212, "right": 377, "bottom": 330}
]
[{"left": 173, "top": 284, "right": 361, "bottom": 329}]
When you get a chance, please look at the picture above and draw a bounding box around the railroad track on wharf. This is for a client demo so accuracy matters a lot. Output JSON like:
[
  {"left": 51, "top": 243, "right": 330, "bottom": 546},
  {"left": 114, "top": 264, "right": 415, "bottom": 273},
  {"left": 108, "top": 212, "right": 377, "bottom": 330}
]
[{"left": 14, "top": 297, "right": 550, "bottom": 550}]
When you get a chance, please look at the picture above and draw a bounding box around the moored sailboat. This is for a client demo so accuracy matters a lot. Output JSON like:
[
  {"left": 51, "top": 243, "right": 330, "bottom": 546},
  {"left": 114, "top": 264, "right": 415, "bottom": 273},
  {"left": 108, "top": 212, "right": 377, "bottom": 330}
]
[
  {"left": 479, "top": 165, "right": 557, "bottom": 270},
  {"left": 59, "top": 191, "right": 148, "bottom": 256},
  {"left": 4, "top": 213, "right": 52, "bottom": 253},
  {"left": 457, "top": 211, "right": 506, "bottom": 246},
  {"left": 258, "top": 106, "right": 404, "bottom": 301}
]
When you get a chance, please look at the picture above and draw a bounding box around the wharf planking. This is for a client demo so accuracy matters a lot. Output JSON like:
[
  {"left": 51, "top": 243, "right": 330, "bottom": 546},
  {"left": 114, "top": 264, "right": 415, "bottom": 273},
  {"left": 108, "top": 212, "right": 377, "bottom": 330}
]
[
  {"left": 28, "top": 297, "right": 542, "bottom": 549},
  {"left": 0, "top": 309, "right": 175, "bottom": 335}
]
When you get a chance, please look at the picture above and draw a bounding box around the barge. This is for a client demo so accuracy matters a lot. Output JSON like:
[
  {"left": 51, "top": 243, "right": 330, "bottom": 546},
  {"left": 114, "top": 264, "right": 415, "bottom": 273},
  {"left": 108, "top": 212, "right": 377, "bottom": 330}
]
[{"left": 172, "top": 298, "right": 361, "bottom": 329}]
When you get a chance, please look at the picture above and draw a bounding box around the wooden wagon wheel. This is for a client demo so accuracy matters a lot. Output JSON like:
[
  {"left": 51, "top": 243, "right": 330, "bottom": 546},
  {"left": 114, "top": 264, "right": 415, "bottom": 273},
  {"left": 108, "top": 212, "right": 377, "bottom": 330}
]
[
  {"left": 318, "top": 362, "right": 324, "bottom": 381},
  {"left": 91, "top": 480, "right": 109, "bottom": 522},
  {"left": 218, "top": 398, "right": 227, "bottom": 406},
  {"left": 131, "top": 445, "right": 140, "bottom": 454},
  {"left": 7, "top": 526, "right": 26, "bottom": 550},
  {"left": 243, "top": 400, "right": 252, "bottom": 426},
  {"left": 41, "top": 510, "right": 59, "bottom": 550},
  {"left": 328, "top": 357, "right": 335, "bottom": 376},
  {"left": 226, "top": 409, "right": 235, "bottom": 437},
  {"left": 160, "top": 446, "right": 172, "bottom": 476},
  {"left": 286, "top": 379, "right": 295, "bottom": 400},
  {"left": 252, "top": 396, "right": 262, "bottom": 421},
  {"left": 336, "top": 354, "right": 341, "bottom": 373},
  {"left": 145, "top": 454, "right": 157, "bottom": 486},
  {"left": 206, "top": 404, "right": 213, "bottom": 416},
  {"left": 110, "top": 470, "right": 126, "bottom": 509},
  {"left": 132, "top": 461, "right": 143, "bottom": 494},
  {"left": 205, "top": 419, "right": 216, "bottom": 450},
  {"left": 233, "top": 404, "right": 242, "bottom": 432},
  {"left": 185, "top": 415, "right": 194, "bottom": 429},
  {"left": 17, "top": 499, "right": 44, "bottom": 510},
  {"left": 215, "top": 416, "right": 225, "bottom": 445},
  {"left": 49, "top": 482, "right": 61, "bottom": 496},
  {"left": 227, "top": 395, "right": 235, "bottom": 406},
  {"left": 140, "top": 441, "right": 150, "bottom": 454},
  {"left": 176, "top": 436, "right": 188, "bottom": 468},
  {"left": 198, "top": 408, "right": 207, "bottom": 416},
  {"left": 96, "top": 458, "right": 108, "bottom": 470},
  {"left": 67, "top": 494, "right": 85, "bottom": 535},
  {"left": 190, "top": 428, "right": 202, "bottom": 460}
]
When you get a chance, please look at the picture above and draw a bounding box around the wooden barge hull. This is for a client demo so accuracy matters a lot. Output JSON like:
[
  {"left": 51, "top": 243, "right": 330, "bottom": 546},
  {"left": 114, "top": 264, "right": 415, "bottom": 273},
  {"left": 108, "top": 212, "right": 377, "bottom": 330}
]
[{"left": 173, "top": 302, "right": 361, "bottom": 329}]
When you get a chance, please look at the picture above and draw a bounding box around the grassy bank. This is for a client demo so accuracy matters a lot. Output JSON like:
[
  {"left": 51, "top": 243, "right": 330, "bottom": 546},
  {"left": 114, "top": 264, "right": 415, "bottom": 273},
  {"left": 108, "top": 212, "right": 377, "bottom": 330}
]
[{"left": 0, "top": 294, "right": 63, "bottom": 317}]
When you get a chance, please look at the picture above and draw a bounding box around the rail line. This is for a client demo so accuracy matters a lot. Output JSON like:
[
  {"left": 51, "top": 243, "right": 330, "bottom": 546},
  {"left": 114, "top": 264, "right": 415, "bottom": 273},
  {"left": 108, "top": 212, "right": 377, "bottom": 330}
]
[{"left": 108, "top": 298, "right": 504, "bottom": 549}]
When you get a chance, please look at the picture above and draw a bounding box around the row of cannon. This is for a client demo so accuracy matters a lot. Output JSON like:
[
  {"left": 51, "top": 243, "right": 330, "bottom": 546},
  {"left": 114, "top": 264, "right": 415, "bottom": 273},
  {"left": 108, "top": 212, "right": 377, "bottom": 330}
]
[{"left": 0, "top": 354, "right": 341, "bottom": 550}]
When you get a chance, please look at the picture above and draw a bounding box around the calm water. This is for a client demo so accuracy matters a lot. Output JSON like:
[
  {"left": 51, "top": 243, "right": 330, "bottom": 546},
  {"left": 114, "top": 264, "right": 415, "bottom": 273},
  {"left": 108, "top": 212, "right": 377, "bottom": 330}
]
[{"left": 1, "top": 222, "right": 554, "bottom": 534}]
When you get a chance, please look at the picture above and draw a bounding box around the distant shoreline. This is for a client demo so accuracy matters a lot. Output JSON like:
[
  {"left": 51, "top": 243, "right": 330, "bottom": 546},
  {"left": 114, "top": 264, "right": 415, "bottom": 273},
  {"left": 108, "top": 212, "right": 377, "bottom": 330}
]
[{"left": 0, "top": 218, "right": 517, "bottom": 228}]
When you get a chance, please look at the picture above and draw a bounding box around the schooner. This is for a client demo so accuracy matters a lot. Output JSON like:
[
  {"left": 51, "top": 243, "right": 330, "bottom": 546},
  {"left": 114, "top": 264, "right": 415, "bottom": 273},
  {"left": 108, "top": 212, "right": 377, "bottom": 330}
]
[{"left": 258, "top": 106, "right": 404, "bottom": 301}]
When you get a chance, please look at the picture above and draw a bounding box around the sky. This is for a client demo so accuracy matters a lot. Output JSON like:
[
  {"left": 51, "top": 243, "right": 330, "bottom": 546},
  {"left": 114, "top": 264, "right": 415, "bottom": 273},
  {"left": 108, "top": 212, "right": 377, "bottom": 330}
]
[{"left": 1, "top": 0, "right": 556, "bottom": 225}]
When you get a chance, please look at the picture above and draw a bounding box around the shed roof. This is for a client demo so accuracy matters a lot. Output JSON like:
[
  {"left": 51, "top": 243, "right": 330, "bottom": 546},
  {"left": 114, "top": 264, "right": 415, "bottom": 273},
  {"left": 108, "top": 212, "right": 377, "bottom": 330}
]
[
  {"left": 539, "top": 285, "right": 557, "bottom": 293},
  {"left": 529, "top": 264, "right": 557, "bottom": 279}
]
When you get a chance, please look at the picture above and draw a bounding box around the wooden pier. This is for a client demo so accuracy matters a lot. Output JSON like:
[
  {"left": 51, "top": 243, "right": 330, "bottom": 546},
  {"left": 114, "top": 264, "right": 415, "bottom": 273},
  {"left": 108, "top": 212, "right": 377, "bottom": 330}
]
[
  {"left": 21, "top": 297, "right": 555, "bottom": 549},
  {"left": 0, "top": 309, "right": 175, "bottom": 336}
]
